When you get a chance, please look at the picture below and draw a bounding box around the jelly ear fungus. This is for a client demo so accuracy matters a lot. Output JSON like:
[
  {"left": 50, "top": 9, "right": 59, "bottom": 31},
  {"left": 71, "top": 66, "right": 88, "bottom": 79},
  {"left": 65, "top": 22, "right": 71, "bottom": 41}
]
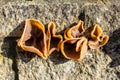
[
  {"left": 17, "top": 19, "right": 62, "bottom": 59},
  {"left": 60, "top": 21, "right": 109, "bottom": 61},
  {"left": 46, "top": 22, "right": 63, "bottom": 56},
  {"left": 17, "top": 19, "right": 47, "bottom": 59},
  {"left": 60, "top": 21, "right": 88, "bottom": 61},
  {"left": 18, "top": 19, "right": 109, "bottom": 61},
  {"left": 88, "top": 25, "right": 109, "bottom": 49}
]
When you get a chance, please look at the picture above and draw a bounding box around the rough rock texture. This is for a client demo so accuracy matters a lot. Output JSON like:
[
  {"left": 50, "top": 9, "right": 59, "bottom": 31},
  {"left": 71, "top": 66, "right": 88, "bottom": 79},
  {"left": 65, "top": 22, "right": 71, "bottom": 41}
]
[{"left": 0, "top": 1, "right": 120, "bottom": 80}]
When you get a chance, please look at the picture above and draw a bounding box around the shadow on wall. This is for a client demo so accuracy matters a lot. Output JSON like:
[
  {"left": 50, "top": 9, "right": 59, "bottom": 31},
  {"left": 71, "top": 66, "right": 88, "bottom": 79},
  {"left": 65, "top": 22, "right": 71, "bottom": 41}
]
[
  {"left": 102, "top": 28, "right": 120, "bottom": 67},
  {"left": 102, "top": 28, "right": 120, "bottom": 78},
  {"left": 1, "top": 21, "right": 35, "bottom": 80}
]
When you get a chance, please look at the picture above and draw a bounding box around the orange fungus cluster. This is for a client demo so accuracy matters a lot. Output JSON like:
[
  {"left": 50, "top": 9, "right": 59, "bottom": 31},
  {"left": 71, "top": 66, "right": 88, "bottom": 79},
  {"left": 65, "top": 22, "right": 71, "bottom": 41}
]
[{"left": 17, "top": 19, "right": 109, "bottom": 61}]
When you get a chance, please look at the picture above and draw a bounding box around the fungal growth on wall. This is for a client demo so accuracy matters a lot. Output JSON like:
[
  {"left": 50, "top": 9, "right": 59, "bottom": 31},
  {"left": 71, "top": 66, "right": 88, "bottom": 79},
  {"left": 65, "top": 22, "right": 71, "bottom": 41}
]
[
  {"left": 60, "top": 21, "right": 109, "bottom": 61},
  {"left": 17, "top": 19, "right": 109, "bottom": 61},
  {"left": 17, "top": 19, "right": 62, "bottom": 59},
  {"left": 60, "top": 21, "right": 88, "bottom": 61},
  {"left": 88, "top": 25, "right": 109, "bottom": 49}
]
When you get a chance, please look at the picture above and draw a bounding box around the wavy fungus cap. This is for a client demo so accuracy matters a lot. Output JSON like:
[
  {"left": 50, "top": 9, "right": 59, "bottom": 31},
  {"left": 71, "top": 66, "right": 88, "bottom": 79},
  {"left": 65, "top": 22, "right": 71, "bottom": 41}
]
[
  {"left": 64, "top": 20, "right": 85, "bottom": 43},
  {"left": 17, "top": 19, "right": 47, "bottom": 59},
  {"left": 47, "top": 22, "right": 63, "bottom": 55},
  {"left": 60, "top": 21, "right": 88, "bottom": 61},
  {"left": 88, "top": 25, "right": 109, "bottom": 49},
  {"left": 60, "top": 37, "right": 88, "bottom": 61},
  {"left": 17, "top": 19, "right": 62, "bottom": 59},
  {"left": 90, "top": 24, "right": 103, "bottom": 41},
  {"left": 64, "top": 21, "right": 85, "bottom": 40}
]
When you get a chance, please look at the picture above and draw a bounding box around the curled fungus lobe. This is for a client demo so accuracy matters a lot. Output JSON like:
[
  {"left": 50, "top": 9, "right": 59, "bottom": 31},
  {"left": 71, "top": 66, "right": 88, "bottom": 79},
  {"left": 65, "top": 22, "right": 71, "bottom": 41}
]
[
  {"left": 60, "top": 21, "right": 88, "bottom": 61},
  {"left": 17, "top": 19, "right": 62, "bottom": 59},
  {"left": 88, "top": 25, "right": 109, "bottom": 49}
]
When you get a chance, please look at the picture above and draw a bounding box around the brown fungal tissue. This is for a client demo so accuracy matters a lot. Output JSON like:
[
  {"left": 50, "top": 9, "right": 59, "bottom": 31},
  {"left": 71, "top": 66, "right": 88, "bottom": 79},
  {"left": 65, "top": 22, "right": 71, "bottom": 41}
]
[
  {"left": 88, "top": 25, "right": 109, "bottom": 49},
  {"left": 60, "top": 21, "right": 88, "bottom": 61},
  {"left": 17, "top": 19, "right": 62, "bottom": 59},
  {"left": 18, "top": 19, "right": 109, "bottom": 61},
  {"left": 60, "top": 21, "right": 109, "bottom": 61}
]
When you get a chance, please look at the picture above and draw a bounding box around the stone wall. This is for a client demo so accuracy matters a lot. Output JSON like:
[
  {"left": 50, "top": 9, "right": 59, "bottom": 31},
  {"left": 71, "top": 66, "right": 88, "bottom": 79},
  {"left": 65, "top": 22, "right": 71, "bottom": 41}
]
[{"left": 0, "top": 1, "right": 120, "bottom": 80}]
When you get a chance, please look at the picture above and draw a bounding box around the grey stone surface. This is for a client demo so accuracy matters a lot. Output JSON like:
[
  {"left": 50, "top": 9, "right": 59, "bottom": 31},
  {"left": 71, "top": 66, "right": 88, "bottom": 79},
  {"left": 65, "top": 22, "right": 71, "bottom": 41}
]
[{"left": 0, "top": 1, "right": 120, "bottom": 80}]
